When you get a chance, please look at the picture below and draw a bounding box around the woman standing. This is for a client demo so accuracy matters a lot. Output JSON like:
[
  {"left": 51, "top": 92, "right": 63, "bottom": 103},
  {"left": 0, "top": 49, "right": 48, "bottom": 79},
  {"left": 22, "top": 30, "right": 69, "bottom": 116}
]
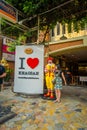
[{"left": 52, "top": 64, "right": 66, "bottom": 103}]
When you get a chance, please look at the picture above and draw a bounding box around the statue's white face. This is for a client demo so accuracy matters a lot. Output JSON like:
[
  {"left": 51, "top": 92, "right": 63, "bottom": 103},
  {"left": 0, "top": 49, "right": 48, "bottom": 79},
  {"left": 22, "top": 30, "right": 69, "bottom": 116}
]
[{"left": 48, "top": 60, "right": 52, "bottom": 64}]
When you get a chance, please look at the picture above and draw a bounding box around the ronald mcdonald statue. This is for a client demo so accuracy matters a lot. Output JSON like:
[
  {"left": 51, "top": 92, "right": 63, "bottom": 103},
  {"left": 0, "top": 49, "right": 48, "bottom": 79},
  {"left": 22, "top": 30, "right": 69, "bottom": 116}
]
[{"left": 44, "top": 57, "right": 56, "bottom": 99}]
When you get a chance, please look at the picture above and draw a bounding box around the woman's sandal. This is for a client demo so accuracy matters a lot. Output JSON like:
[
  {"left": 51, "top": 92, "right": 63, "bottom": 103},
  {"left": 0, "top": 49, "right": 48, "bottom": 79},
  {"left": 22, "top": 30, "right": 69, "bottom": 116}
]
[
  {"left": 58, "top": 100, "right": 61, "bottom": 103},
  {"left": 54, "top": 99, "right": 58, "bottom": 103},
  {"left": 54, "top": 99, "right": 61, "bottom": 103}
]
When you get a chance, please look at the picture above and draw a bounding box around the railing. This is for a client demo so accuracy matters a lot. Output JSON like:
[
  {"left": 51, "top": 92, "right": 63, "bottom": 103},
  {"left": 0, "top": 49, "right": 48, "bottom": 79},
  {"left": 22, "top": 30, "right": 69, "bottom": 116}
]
[{"left": 72, "top": 76, "right": 87, "bottom": 86}]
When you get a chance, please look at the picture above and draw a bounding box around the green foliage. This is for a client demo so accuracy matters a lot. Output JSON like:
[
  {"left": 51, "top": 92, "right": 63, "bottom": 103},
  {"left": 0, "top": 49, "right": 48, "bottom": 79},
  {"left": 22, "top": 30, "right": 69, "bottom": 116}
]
[
  {"left": 1, "top": 18, "right": 24, "bottom": 38},
  {"left": 4, "top": 0, "right": 87, "bottom": 36},
  {"left": 7, "top": 40, "right": 21, "bottom": 52},
  {"left": 6, "top": 35, "right": 25, "bottom": 52},
  {"left": 4, "top": 67, "right": 13, "bottom": 82},
  {"left": 72, "top": 17, "right": 87, "bottom": 32}
]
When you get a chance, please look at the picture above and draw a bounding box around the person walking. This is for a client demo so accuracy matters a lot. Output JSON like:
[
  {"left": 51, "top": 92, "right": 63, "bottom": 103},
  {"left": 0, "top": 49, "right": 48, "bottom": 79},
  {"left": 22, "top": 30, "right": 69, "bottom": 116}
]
[
  {"left": 52, "top": 64, "right": 66, "bottom": 103},
  {"left": 64, "top": 67, "right": 72, "bottom": 85},
  {"left": 0, "top": 62, "right": 6, "bottom": 91}
]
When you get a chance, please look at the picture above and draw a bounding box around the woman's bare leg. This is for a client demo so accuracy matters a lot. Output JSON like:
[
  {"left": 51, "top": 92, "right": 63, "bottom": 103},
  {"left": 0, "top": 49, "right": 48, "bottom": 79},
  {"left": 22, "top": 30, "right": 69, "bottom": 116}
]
[
  {"left": 54, "top": 89, "right": 59, "bottom": 102},
  {"left": 57, "top": 90, "right": 61, "bottom": 102}
]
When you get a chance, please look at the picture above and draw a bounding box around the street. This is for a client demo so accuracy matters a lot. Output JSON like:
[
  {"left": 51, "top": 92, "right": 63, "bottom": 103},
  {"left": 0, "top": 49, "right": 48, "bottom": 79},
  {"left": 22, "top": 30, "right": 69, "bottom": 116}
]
[{"left": 0, "top": 86, "right": 87, "bottom": 130}]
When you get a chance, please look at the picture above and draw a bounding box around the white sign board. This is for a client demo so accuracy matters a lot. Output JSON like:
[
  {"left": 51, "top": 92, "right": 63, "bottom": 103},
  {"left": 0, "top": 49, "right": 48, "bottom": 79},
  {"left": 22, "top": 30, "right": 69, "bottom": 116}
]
[
  {"left": 80, "top": 76, "right": 87, "bottom": 82},
  {"left": 14, "top": 45, "right": 44, "bottom": 94}
]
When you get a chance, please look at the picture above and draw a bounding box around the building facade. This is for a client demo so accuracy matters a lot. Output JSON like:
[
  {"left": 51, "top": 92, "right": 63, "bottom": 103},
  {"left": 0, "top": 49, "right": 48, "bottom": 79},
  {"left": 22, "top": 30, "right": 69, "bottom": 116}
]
[{"left": 44, "top": 22, "right": 87, "bottom": 85}]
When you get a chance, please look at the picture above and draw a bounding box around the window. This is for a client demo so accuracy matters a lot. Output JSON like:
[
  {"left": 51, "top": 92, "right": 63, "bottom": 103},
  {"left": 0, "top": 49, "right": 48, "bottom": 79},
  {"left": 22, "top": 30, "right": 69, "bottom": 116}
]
[
  {"left": 52, "top": 28, "right": 55, "bottom": 37},
  {"left": 57, "top": 23, "right": 60, "bottom": 35},
  {"left": 73, "top": 22, "right": 78, "bottom": 32},
  {"left": 62, "top": 24, "right": 65, "bottom": 34},
  {"left": 80, "top": 22, "right": 85, "bottom": 30},
  {"left": 68, "top": 23, "right": 72, "bottom": 33}
]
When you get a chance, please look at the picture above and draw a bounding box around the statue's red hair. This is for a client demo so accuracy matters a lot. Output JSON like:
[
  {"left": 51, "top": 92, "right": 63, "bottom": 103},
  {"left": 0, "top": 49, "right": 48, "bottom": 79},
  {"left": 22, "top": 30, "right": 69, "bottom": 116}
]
[{"left": 47, "top": 57, "right": 53, "bottom": 61}]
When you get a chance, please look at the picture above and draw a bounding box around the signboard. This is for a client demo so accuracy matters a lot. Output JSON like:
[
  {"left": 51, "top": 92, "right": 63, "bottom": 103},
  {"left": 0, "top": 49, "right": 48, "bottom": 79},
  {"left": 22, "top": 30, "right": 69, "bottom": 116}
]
[
  {"left": 80, "top": 76, "right": 87, "bottom": 82},
  {"left": 14, "top": 45, "right": 44, "bottom": 94},
  {"left": 2, "top": 37, "right": 15, "bottom": 61},
  {"left": 0, "top": 0, "right": 17, "bottom": 23}
]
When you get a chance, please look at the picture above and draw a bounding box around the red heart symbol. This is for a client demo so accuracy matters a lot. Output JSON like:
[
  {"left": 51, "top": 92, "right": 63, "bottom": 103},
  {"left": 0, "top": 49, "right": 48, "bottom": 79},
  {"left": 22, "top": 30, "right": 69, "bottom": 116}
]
[{"left": 27, "top": 58, "right": 39, "bottom": 69}]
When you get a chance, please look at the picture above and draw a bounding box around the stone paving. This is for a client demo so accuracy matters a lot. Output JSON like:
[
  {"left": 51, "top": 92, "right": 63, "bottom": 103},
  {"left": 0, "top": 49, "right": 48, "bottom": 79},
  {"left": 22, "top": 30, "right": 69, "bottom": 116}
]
[{"left": 0, "top": 86, "right": 87, "bottom": 130}]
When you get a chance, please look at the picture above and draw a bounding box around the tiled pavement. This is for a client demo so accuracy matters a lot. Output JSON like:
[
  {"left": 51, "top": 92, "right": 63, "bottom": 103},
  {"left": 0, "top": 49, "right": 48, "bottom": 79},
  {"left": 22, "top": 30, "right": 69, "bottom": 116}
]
[{"left": 0, "top": 86, "right": 87, "bottom": 130}]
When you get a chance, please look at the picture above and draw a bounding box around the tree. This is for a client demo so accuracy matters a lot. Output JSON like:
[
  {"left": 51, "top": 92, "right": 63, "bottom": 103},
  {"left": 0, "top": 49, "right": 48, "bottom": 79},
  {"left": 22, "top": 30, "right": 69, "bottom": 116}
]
[{"left": 4, "top": 0, "right": 87, "bottom": 43}]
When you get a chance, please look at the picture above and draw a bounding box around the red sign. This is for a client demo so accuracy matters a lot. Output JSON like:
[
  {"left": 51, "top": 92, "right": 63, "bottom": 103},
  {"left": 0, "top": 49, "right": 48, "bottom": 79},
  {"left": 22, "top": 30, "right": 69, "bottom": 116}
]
[
  {"left": 2, "top": 45, "right": 15, "bottom": 55},
  {"left": 2, "top": 37, "right": 15, "bottom": 61}
]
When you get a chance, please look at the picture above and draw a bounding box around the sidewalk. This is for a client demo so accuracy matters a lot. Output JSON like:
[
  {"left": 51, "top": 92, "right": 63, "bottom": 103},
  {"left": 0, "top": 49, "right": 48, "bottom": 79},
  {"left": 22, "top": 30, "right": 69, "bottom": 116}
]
[
  {"left": 0, "top": 86, "right": 87, "bottom": 130},
  {"left": 62, "top": 85, "right": 87, "bottom": 101}
]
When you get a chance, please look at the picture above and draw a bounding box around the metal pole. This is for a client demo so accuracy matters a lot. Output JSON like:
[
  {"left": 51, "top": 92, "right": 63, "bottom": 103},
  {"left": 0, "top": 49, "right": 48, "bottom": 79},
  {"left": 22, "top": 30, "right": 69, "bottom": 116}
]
[
  {"left": 37, "top": 15, "right": 40, "bottom": 44},
  {"left": 0, "top": 18, "right": 2, "bottom": 34}
]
